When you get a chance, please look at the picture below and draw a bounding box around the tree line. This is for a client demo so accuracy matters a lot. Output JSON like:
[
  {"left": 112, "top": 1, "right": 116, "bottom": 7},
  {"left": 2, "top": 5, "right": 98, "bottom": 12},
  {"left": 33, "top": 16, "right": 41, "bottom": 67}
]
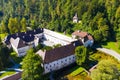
[{"left": 0, "top": 0, "right": 120, "bottom": 43}]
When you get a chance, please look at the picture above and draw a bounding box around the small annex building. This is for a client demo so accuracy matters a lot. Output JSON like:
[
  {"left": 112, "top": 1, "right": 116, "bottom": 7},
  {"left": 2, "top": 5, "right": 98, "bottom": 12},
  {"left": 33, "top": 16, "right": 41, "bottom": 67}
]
[{"left": 72, "top": 30, "right": 94, "bottom": 47}]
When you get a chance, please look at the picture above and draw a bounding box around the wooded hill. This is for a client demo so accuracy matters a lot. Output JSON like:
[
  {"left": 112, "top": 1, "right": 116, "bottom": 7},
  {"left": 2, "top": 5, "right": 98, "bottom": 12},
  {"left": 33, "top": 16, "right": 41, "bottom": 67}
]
[{"left": 0, "top": 0, "right": 120, "bottom": 43}]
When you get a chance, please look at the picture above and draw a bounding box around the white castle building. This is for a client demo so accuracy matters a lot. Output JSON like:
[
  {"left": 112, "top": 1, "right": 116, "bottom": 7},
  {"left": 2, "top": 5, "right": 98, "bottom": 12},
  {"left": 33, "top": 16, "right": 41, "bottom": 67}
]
[{"left": 4, "top": 28, "right": 93, "bottom": 74}]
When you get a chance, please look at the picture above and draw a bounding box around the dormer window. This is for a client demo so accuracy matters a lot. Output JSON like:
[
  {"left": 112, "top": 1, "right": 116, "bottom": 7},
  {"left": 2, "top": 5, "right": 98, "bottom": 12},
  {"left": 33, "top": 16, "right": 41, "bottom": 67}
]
[
  {"left": 23, "top": 41, "right": 25, "bottom": 44},
  {"left": 16, "top": 33, "right": 18, "bottom": 36}
]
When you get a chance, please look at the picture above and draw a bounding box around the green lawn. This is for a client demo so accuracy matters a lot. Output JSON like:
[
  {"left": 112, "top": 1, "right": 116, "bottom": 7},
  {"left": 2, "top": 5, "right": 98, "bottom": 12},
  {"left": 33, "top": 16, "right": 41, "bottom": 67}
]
[
  {"left": 0, "top": 33, "right": 7, "bottom": 40},
  {"left": 102, "top": 42, "right": 120, "bottom": 54},
  {"left": 70, "top": 67, "right": 85, "bottom": 76},
  {"left": 0, "top": 70, "right": 16, "bottom": 79},
  {"left": 67, "top": 67, "right": 90, "bottom": 80}
]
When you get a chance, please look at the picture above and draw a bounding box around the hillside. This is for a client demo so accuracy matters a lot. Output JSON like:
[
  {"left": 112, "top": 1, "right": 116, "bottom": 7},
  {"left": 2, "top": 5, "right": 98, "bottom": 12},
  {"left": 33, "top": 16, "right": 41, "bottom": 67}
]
[{"left": 0, "top": 0, "right": 120, "bottom": 42}]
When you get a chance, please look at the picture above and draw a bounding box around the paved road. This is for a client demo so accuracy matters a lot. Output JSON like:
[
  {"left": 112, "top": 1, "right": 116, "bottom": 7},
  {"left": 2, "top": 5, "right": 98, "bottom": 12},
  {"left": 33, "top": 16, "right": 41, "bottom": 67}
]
[{"left": 97, "top": 48, "right": 120, "bottom": 61}]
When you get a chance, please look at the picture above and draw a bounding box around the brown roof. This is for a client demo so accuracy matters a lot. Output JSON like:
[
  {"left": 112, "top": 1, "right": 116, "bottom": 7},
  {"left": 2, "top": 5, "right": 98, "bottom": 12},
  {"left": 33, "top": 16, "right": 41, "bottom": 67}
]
[
  {"left": 42, "top": 43, "right": 76, "bottom": 64},
  {"left": 17, "top": 39, "right": 28, "bottom": 48},
  {"left": 72, "top": 31, "right": 88, "bottom": 38}
]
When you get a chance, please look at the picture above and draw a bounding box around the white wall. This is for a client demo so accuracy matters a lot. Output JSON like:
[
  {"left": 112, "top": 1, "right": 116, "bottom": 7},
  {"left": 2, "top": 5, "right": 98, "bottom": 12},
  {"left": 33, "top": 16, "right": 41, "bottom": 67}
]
[
  {"left": 43, "top": 55, "right": 76, "bottom": 74},
  {"left": 44, "top": 33, "right": 70, "bottom": 45},
  {"left": 11, "top": 43, "right": 19, "bottom": 53},
  {"left": 34, "top": 33, "right": 44, "bottom": 38},
  {"left": 34, "top": 37, "right": 39, "bottom": 47},
  {"left": 10, "top": 38, "right": 20, "bottom": 48},
  {"left": 73, "top": 19, "right": 78, "bottom": 23},
  {"left": 17, "top": 46, "right": 30, "bottom": 57},
  {"left": 44, "top": 29, "right": 75, "bottom": 42}
]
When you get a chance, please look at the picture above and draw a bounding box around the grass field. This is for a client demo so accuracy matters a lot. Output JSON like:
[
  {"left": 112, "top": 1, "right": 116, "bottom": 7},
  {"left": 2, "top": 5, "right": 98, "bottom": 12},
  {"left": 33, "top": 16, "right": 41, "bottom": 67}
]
[
  {"left": 0, "top": 33, "right": 7, "bottom": 40},
  {"left": 70, "top": 67, "right": 85, "bottom": 76},
  {"left": 0, "top": 70, "right": 16, "bottom": 79},
  {"left": 67, "top": 67, "right": 91, "bottom": 80},
  {"left": 102, "top": 42, "right": 120, "bottom": 54}
]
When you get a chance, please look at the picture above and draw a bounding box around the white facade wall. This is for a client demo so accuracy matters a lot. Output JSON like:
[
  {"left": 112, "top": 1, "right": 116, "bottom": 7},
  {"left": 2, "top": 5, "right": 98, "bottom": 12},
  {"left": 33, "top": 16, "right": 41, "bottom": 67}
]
[
  {"left": 34, "top": 37, "right": 39, "bottom": 47},
  {"left": 10, "top": 38, "right": 20, "bottom": 48},
  {"left": 11, "top": 43, "right": 19, "bottom": 53},
  {"left": 73, "top": 19, "right": 78, "bottom": 23},
  {"left": 17, "top": 46, "right": 30, "bottom": 57},
  {"left": 44, "top": 29, "right": 75, "bottom": 42},
  {"left": 44, "top": 34, "right": 70, "bottom": 45},
  {"left": 43, "top": 55, "right": 76, "bottom": 74},
  {"left": 34, "top": 33, "right": 44, "bottom": 38}
]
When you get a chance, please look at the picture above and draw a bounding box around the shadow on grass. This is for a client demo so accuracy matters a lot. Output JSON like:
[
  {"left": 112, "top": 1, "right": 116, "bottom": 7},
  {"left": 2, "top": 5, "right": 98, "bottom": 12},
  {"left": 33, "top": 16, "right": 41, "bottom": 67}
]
[{"left": 51, "top": 63, "right": 79, "bottom": 80}]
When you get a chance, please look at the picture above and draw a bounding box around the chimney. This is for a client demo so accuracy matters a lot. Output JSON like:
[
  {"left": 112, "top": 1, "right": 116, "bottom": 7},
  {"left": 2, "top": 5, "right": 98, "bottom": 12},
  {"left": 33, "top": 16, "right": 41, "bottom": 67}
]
[
  {"left": 34, "top": 30, "right": 36, "bottom": 32},
  {"left": 77, "top": 30, "right": 80, "bottom": 33},
  {"left": 16, "top": 33, "right": 18, "bottom": 36},
  {"left": 73, "top": 43, "right": 76, "bottom": 46},
  {"left": 30, "top": 34, "right": 31, "bottom": 37}
]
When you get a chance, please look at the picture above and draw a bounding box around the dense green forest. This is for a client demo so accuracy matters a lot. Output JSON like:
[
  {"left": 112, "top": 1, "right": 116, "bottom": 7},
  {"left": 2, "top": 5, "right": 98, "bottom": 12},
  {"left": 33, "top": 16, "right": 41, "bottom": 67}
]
[{"left": 0, "top": 0, "right": 120, "bottom": 43}]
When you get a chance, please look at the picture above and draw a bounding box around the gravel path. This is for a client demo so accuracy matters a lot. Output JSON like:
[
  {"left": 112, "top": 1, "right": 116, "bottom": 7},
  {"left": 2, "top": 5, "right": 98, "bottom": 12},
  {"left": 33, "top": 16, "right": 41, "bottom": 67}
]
[{"left": 97, "top": 48, "right": 120, "bottom": 61}]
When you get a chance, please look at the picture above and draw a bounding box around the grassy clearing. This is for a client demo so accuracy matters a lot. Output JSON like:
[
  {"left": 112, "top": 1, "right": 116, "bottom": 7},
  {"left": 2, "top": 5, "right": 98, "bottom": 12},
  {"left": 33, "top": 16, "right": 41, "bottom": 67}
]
[
  {"left": 67, "top": 67, "right": 90, "bottom": 80},
  {"left": 0, "top": 70, "right": 16, "bottom": 79},
  {"left": 102, "top": 42, "right": 120, "bottom": 54},
  {"left": 89, "top": 51, "right": 114, "bottom": 61},
  {"left": 70, "top": 67, "right": 85, "bottom": 76},
  {"left": 0, "top": 33, "right": 7, "bottom": 40}
]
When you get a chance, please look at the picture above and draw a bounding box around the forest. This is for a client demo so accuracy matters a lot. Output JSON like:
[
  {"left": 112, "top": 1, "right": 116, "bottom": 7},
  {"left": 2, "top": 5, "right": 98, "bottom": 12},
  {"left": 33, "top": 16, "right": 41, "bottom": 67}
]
[
  {"left": 0, "top": 0, "right": 120, "bottom": 43},
  {"left": 0, "top": 0, "right": 120, "bottom": 79}
]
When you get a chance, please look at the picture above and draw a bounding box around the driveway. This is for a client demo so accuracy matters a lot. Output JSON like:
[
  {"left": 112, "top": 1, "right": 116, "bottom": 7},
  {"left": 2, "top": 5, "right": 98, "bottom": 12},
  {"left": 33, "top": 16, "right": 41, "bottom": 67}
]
[{"left": 97, "top": 48, "right": 120, "bottom": 61}]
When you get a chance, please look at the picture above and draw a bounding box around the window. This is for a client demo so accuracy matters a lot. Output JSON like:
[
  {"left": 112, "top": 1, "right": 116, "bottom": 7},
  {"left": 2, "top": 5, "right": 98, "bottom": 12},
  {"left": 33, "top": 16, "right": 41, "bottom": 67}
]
[
  {"left": 46, "top": 66, "right": 48, "bottom": 69},
  {"left": 73, "top": 57, "right": 74, "bottom": 59},
  {"left": 69, "top": 58, "right": 71, "bottom": 60}
]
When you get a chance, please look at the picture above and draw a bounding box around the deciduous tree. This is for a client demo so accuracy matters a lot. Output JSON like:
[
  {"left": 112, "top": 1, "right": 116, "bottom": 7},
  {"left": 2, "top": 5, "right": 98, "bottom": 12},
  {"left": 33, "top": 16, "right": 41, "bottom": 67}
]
[
  {"left": 75, "top": 46, "right": 87, "bottom": 65},
  {"left": 22, "top": 48, "right": 44, "bottom": 80},
  {"left": 91, "top": 60, "right": 120, "bottom": 80}
]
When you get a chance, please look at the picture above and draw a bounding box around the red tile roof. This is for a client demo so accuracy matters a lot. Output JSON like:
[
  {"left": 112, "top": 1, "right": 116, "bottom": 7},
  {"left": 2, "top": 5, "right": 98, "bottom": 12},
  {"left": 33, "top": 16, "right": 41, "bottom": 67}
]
[
  {"left": 72, "top": 31, "right": 94, "bottom": 41},
  {"left": 72, "top": 31, "right": 88, "bottom": 38}
]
